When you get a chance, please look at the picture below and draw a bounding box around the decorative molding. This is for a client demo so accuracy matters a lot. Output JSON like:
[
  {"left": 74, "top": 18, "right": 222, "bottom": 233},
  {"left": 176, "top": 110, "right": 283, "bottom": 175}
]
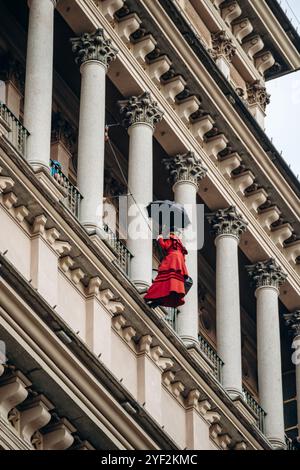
[
  {"left": 70, "top": 29, "right": 118, "bottom": 68},
  {"left": 207, "top": 206, "right": 248, "bottom": 239},
  {"left": 119, "top": 91, "right": 163, "bottom": 128},
  {"left": 284, "top": 311, "right": 300, "bottom": 338},
  {"left": 246, "top": 258, "right": 287, "bottom": 289},
  {"left": 247, "top": 81, "right": 270, "bottom": 112},
  {"left": 163, "top": 151, "right": 207, "bottom": 188},
  {"left": 210, "top": 31, "right": 236, "bottom": 62}
]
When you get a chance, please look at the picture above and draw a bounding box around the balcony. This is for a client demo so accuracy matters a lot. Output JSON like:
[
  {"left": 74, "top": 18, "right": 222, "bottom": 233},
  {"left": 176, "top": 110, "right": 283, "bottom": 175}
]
[
  {"left": 103, "top": 223, "right": 133, "bottom": 276},
  {"left": 198, "top": 334, "right": 224, "bottom": 382},
  {"left": 0, "top": 101, "right": 29, "bottom": 158},
  {"left": 285, "top": 434, "right": 299, "bottom": 451},
  {"left": 243, "top": 387, "right": 266, "bottom": 433},
  {"left": 50, "top": 160, "right": 82, "bottom": 218}
]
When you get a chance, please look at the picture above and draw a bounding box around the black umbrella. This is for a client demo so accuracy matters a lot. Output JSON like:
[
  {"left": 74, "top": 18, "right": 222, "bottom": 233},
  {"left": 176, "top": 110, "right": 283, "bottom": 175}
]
[{"left": 146, "top": 200, "right": 191, "bottom": 233}]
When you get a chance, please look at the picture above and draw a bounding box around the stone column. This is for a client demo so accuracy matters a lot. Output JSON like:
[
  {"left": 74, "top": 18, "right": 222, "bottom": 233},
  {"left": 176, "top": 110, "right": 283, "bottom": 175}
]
[
  {"left": 119, "top": 92, "right": 163, "bottom": 289},
  {"left": 247, "top": 259, "right": 287, "bottom": 448},
  {"left": 24, "top": 0, "right": 58, "bottom": 169},
  {"left": 71, "top": 29, "right": 118, "bottom": 231},
  {"left": 284, "top": 311, "right": 300, "bottom": 440},
  {"left": 163, "top": 152, "right": 207, "bottom": 345},
  {"left": 207, "top": 206, "right": 247, "bottom": 399}
]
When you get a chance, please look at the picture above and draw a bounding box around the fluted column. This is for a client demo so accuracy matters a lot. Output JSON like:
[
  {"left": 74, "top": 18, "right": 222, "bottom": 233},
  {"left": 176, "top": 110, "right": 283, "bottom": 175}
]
[
  {"left": 119, "top": 92, "right": 163, "bottom": 288},
  {"left": 247, "top": 259, "right": 287, "bottom": 448},
  {"left": 284, "top": 311, "right": 300, "bottom": 440},
  {"left": 163, "top": 151, "right": 207, "bottom": 345},
  {"left": 71, "top": 29, "right": 118, "bottom": 230},
  {"left": 24, "top": 0, "right": 58, "bottom": 169},
  {"left": 207, "top": 207, "right": 247, "bottom": 399}
]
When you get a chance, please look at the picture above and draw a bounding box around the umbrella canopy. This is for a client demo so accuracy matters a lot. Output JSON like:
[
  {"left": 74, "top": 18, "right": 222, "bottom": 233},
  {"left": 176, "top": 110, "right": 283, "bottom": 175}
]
[{"left": 146, "top": 200, "right": 191, "bottom": 232}]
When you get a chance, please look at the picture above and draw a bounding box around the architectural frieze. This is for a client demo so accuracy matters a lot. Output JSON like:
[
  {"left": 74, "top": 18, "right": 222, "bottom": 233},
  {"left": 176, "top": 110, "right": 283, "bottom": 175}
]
[{"left": 0, "top": 365, "right": 92, "bottom": 450}]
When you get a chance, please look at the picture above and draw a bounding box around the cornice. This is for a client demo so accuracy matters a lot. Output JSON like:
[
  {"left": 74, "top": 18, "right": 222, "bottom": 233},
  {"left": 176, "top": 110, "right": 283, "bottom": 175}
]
[
  {"left": 250, "top": 0, "right": 300, "bottom": 72},
  {"left": 0, "top": 254, "right": 271, "bottom": 450},
  {"left": 153, "top": 0, "right": 300, "bottom": 215}
]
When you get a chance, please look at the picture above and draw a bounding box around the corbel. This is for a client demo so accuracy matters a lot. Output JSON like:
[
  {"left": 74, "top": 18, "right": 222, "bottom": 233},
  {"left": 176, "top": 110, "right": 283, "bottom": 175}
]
[
  {"left": 204, "top": 134, "right": 229, "bottom": 159},
  {"left": 116, "top": 13, "right": 141, "bottom": 44},
  {"left": 131, "top": 34, "right": 157, "bottom": 65}
]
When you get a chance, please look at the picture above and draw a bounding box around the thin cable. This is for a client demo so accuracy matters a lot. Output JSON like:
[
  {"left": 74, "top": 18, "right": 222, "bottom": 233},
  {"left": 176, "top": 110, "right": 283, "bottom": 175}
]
[{"left": 107, "top": 138, "right": 153, "bottom": 233}]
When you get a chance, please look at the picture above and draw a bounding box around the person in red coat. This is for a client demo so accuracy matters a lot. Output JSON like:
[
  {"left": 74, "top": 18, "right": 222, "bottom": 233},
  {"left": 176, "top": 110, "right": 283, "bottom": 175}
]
[{"left": 144, "top": 232, "right": 189, "bottom": 308}]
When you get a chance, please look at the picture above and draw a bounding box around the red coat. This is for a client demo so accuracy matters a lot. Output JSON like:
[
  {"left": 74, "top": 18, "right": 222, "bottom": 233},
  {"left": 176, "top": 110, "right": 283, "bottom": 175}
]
[{"left": 144, "top": 234, "right": 189, "bottom": 308}]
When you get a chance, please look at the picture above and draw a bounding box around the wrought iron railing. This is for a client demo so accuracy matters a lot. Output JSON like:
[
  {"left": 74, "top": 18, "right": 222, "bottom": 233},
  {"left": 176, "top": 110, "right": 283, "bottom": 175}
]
[
  {"left": 198, "top": 334, "right": 223, "bottom": 382},
  {"left": 0, "top": 101, "right": 29, "bottom": 157},
  {"left": 163, "top": 307, "right": 178, "bottom": 330},
  {"left": 285, "top": 434, "right": 298, "bottom": 451},
  {"left": 50, "top": 160, "right": 82, "bottom": 218},
  {"left": 103, "top": 223, "right": 132, "bottom": 276},
  {"left": 243, "top": 387, "right": 266, "bottom": 433}
]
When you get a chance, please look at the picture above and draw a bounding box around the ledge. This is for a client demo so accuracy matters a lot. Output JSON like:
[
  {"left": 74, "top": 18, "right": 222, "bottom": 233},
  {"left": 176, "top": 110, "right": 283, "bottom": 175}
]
[{"left": 0, "top": 252, "right": 272, "bottom": 450}]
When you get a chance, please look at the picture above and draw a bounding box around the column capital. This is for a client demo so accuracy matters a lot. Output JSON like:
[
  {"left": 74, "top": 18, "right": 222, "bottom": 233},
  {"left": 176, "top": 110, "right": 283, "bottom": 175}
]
[
  {"left": 246, "top": 258, "right": 287, "bottom": 290},
  {"left": 247, "top": 80, "right": 270, "bottom": 112},
  {"left": 163, "top": 151, "right": 207, "bottom": 189},
  {"left": 207, "top": 206, "right": 248, "bottom": 239},
  {"left": 70, "top": 29, "right": 118, "bottom": 69},
  {"left": 119, "top": 91, "right": 163, "bottom": 129},
  {"left": 284, "top": 311, "right": 300, "bottom": 338},
  {"left": 209, "top": 31, "right": 236, "bottom": 62}
]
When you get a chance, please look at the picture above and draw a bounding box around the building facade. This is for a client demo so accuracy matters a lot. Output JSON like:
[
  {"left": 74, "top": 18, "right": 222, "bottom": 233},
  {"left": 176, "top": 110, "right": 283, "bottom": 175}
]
[{"left": 0, "top": 0, "right": 300, "bottom": 451}]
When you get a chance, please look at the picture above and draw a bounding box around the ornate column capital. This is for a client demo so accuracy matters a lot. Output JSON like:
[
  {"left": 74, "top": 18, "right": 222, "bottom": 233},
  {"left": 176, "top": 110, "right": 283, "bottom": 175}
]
[
  {"left": 119, "top": 91, "right": 163, "bottom": 129},
  {"left": 207, "top": 206, "right": 247, "bottom": 239},
  {"left": 70, "top": 29, "right": 118, "bottom": 68},
  {"left": 284, "top": 311, "right": 300, "bottom": 338},
  {"left": 246, "top": 259, "right": 287, "bottom": 290},
  {"left": 163, "top": 151, "right": 207, "bottom": 189},
  {"left": 247, "top": 81, "right": 271, "bottom": 111},
  {"left": 210, "top": 31, "right": 236, "bottom": 62}
]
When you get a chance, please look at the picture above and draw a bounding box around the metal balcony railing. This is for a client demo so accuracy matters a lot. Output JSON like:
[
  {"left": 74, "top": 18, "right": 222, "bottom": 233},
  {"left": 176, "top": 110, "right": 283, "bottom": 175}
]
[
  {"left": 103, "top": 223, "right": 132, "bottom": 276},
  {"left": 0, "top": 101, "right": 29, "bottom": 157},
  {"left": 163, "top": 307, "right": 178, "bottom": 330},
  {"left": 243, "top": 388, "right": 266, "bottom": 433},
  {"left": 285, "top": 434, "right": 298, "bottom": 451},
  {"left": 198, "top": 334, "right": 223, "bottom": 382},
  {"left": 50, "top": 160, "right": 82, "bottom": 218}
]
